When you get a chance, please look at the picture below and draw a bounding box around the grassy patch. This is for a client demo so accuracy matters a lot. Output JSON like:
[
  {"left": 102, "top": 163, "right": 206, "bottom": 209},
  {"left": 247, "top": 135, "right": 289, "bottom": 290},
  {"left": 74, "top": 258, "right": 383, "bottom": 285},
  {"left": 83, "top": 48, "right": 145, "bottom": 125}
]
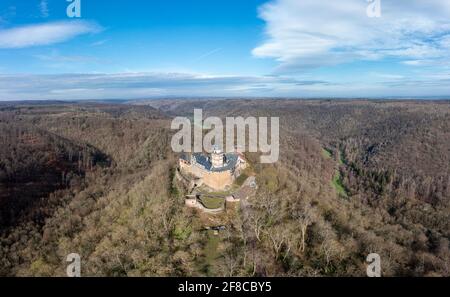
[
  {"left": 198, "top": 230, "right": 221, "bottom": 275},
  {"left": 204, "top": 231, "right": 220, "bottom": 263},
  {"left": 172, "top": 226, "right": 192, "bottom": 241},
  {"left": 322, "top": 148, "right": 333, "bottom": 159},
  {"left": 259, "top": 166, "right": 279, "bottom": 192},
  {"left": 202, "top": 189, "right": 232, "bottom": 196},
  {"left": 338, "top": 149, "right": 346, "bottom": 165},
  {"left": 332, "top": 171, "right": 348, "bottom": 198},
  {"left": 235, "top": 173, "right": 249, "bottom": 186},
  {"left": 169, "top": 168, "right": 180, "bottom": 197},
  {"left": 200, "top": 196, "right": 224, "bottom": 209}
]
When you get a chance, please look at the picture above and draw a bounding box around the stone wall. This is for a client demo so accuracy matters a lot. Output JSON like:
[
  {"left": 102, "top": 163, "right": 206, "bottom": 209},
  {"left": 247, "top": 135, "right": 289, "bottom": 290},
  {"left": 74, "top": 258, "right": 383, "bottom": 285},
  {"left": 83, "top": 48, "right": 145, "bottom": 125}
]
[
  {"left": 203, "top": 170, "right": 234, "bottom": 190},
  {"left": 180, "top": 160, "right": 206, "bottom": 178},
  {"left": 179, "top": 160, "right": 234, "bottom": 190},
  {"left": 185, "top": 197, "right": 225, "bottom": 214},
  {"left": 185, "top": 198, "right": 198, "bottom": 208}
]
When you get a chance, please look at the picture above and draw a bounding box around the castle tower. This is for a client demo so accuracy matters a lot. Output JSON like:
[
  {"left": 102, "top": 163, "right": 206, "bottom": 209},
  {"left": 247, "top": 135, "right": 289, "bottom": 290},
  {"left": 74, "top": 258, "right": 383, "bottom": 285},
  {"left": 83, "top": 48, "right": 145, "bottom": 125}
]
[{"left": 211, "top": 146, "right": 225, "bottom": 168}]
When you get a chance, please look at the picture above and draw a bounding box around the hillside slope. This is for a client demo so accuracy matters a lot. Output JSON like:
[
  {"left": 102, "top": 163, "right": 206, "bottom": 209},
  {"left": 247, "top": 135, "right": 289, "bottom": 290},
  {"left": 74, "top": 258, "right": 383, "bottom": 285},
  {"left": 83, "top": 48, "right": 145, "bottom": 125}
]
[{"left": 0, "top": 100, "right": 449, "bottom": 277}]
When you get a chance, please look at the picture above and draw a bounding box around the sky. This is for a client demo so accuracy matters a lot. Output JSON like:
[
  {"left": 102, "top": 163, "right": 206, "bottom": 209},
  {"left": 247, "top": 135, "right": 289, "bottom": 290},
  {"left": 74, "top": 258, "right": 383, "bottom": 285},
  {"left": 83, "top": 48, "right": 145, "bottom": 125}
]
[{"left": 0, "top": 0, "right": 450, "bottom": 100}]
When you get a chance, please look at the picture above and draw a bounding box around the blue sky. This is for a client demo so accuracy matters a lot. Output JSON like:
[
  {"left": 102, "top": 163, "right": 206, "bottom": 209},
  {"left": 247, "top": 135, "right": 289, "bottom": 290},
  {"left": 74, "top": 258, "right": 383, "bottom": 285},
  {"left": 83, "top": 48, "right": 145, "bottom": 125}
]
[{"left": 0, "top": 0, "right": 450, "bottom": 100}]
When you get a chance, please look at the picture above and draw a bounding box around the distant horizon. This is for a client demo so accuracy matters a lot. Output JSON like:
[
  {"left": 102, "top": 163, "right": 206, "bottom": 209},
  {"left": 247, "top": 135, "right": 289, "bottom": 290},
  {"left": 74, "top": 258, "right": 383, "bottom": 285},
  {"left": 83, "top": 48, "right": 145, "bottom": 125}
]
[
  {"left": 1, "top": 1, "right": 450, "bottom": 99},
  {"left": 1, "top": 96, "right": 450, "bottom": 104}
]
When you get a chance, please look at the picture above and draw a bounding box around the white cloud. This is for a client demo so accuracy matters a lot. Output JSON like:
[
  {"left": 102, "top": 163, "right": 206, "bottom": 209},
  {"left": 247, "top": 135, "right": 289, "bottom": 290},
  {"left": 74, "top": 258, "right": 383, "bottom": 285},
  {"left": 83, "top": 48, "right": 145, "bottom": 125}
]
[
  {"left": 0, "top": 21, "right": 101, "bottom": 49},
  {"left": 253, "top": 0, "right": 450, "bottom": 72}
]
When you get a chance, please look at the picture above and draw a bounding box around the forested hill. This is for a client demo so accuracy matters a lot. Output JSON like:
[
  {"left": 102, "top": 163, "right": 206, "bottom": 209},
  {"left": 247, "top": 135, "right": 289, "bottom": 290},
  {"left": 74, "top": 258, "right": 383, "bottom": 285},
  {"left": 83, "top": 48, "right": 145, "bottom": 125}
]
[
  {"left": 0, "top": 100, "right": 448, "bottom": 277},
  {"left": 0, "top": 121, "right": 110, "bottom": 229}
]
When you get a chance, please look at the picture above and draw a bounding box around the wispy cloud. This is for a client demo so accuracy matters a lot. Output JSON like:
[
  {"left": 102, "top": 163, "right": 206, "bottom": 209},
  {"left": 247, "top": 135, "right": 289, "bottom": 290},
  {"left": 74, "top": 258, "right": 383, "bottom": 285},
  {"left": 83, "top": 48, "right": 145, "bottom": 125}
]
[
  {"left": 39, "top": 0, "right": 49, "bottom": 18},
  {"left": 34, "top": 52, "right": 103, "bottom": 64},
  {"left": 253, "top": 0, "right": 450, "bottom": 72},
  {"left": 0, "top": 21, "right": 102, "bottom": 49},
  {"left": 192, "top": 48, "right": 222, "bottom": 63},
  {"left": 91, "top": 39, "right": 108, "bottom": 47},
  {"left": 0, "top": 6, "right": 16, "bottom": 25},
  {"left": 1, "top": 71, "right": 449, "bottom": 100},
  {"left": 370, "top": 73, "right": 405, "bottom": 80},
  {"left": 0, "top": 72, "right": 331, "bottom": 100}
]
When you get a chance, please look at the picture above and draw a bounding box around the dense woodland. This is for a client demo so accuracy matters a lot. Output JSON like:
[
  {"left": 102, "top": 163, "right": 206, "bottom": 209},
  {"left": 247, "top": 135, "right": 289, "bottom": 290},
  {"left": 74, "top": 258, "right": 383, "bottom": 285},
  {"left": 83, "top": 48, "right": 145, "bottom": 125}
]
[{"left": 0, "top": 100, "right": 449, "bottom": 276}]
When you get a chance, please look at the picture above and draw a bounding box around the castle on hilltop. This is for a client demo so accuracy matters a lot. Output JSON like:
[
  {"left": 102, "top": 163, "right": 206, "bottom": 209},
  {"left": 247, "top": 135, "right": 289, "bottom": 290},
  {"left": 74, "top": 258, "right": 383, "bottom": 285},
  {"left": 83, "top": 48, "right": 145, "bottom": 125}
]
[{"left": 179, "top": 146, "right": 247, "bottom": 190}]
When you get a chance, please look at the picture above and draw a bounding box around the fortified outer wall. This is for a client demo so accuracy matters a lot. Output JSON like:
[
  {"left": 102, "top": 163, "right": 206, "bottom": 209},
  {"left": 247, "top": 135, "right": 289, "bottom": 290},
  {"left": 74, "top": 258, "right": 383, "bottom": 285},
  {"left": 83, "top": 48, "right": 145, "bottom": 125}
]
[
  {"left": 179, "top": 160, "right": 234, "bottom": 190},
  {"left": 180, "top": 160, "right": 206, "bottom": 177},
  {"left": 203, "top": 170, "right": 234, "bottom": 190}
]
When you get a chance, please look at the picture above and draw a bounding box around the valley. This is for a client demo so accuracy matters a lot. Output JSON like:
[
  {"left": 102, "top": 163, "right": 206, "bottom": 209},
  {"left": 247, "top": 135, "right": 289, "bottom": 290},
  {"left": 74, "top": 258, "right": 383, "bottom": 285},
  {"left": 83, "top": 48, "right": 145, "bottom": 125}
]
[{"left": 0, "top": 99, "right": 449, "bottom": 277}]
